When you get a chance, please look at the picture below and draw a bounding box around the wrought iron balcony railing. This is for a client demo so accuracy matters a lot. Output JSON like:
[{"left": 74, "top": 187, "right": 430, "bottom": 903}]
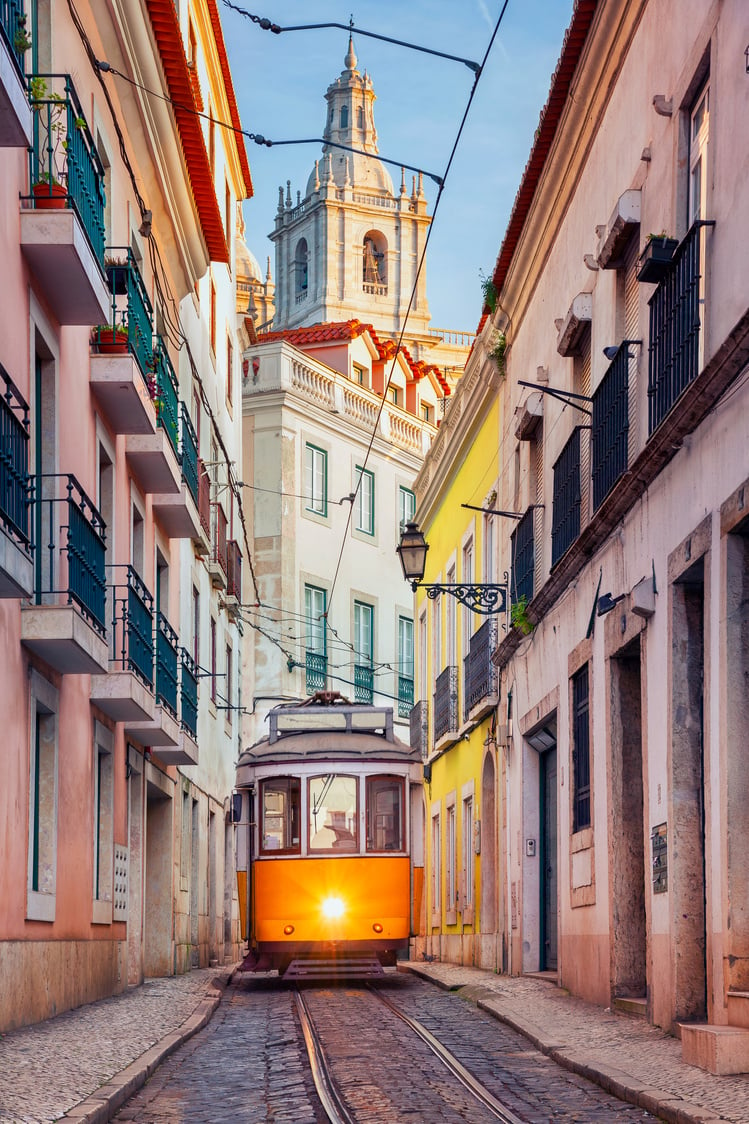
[
  {"left": 155, "top": 611, "right": 179, "bottom": 717},
  {"left": 27, "top": 74, "right": 106, "bottom": 266},
  {"left": 551, "top": 428, "right": 582, "bottom": 567},
  {"left": 180, "top": 403, "right": 199, "bottom": 504},
  {"left": 0, "top": 365, "right": 31, "bottom": 549},
  {"left": 354, "top": 663, "right": 374, "bottom": 704},
  {"left": 198, "top": 459, "right": 211, "bottom": 538},
  {"left": 226, "top": 539, "right": 242, "bottom": 599},
  {"left": 211, "top": 502, "right": 228, "bottom": 576},
  {"left": 398, "top": 675, "right": 414, "bottom": 719},
  {"left": 647, "top": 220, "right": 715, "bottom": 433},
  {"left": 305, "top": 650, "right": 327, "bottom": 694},
  {"left": 464, "top": 618, "right": 498, "bottom": 720},
  {"left": 95, "top": 247, "right": 154, "bottom": 381},
  {"left": 433, "top": 665, "right": 458, "bottom": 743},
  {"left": 511, "top": 506, "right": 534, "bottom": 606},
  {"left": 1, "top": 0, "right": 27, "bottom": 77},
  {"left": 34, "top": 473, "right": 107, "bottom": 634},
  {"left": 592, "top": 347, "right": 630, "bottom": 510},
  {"left": 152, "top": 336, "right": 179, "bottom": 459},
  {"left": 180, "top": 647, "right": 199, "bottom": 738},
  {"left": 410, "top": 698, "right": 428, "bottom": 759},
  {"left": 109, "top": 566, "right": 154, "bottom": 686}
]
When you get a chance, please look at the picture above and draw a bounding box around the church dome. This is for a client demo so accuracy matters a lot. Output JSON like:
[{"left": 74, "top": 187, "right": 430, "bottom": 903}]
[{"left": 236, "top": 236, "right": 262, "bottom": 282}]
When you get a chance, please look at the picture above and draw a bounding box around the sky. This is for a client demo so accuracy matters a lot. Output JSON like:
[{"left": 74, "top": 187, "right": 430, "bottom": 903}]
[{"left": 220, "top": 0, "right": 576, "bottom": 334}]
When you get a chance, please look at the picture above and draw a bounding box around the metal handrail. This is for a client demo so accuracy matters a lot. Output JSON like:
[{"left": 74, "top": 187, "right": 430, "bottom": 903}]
[
  {"left": 180, "top": 404, "right": 199, "bottom": 503},
  {"left": 0, "top": 0, "right": 27, "bottom": 78},
  {"left": 153, "top": 336, "right": 179, "bottom": 458},
  {"left": 155, "top": 611, "right": 179, "bottom": 717},
  {"left": 180, "top": 647, "right": 198, "bottom": 736},
  {"left": 96, "top": 247, "right": 154, "bottom": 381},
  {"left": 109, "top": 565, "right": 154, "bottom": 686},
  {"left": 0, "top": 363, "right": 31, "bottom": 547}
]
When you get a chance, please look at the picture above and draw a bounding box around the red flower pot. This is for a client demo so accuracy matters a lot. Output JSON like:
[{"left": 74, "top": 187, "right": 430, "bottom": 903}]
[
  {"left": 32, "top": 182, "right": 67, "bottom": 210},
  {"left": 95, "top": 328, "right": 129, "bottom": 354}
]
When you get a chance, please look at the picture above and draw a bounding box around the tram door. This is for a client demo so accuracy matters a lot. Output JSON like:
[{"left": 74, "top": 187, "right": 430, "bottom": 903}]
[{"left": 540, "top": 748, "right": 558, "bottom": 971}]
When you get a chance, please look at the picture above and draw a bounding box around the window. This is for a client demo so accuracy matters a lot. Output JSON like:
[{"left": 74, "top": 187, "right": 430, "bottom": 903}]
[
  {"left": 27, "top": 672, "right": 59, "bottom": 921},
  {"left": 446, "top": 799, "right": 457, "bottom": 919},
  {"left": 355, "top": 467, "right": 374, "bottom": 534},
  {"left": 366, "top": 776, "right": 404, "bottom": 851},
  {"left": 93, "top": 722, "right": 114, "bottom": 921},
  {"left": 446, "top": 564, "right": 456, "bottom": 669},
  {"left": 261, "top": 778, "right": 300, "bottom": 853},
  {"left": 462, "top": 794, "right": 474, "bottom": 912},
  {"left": 309, "top": 775, "right": 357, "bottom": 851},
  {"left": 398, "top": 617, "right": 414, "bottom": 719},
  {"left": 354, "top": 600, "right": 374, "bottom": 703},
  {"left": 431, "top": 810, "right": 441, "bottom": 919},
  {"left": 225, "top": 644, "right": 233, "bottom": 726},
  {"left": 353, "top": 363, "right": 366, "bottom": 385},
  {"left": 210, "top": 617, "right": 217, "bottom": 702},
  {"left": 387, "top": 386, "right": 399, "bottom": 406},
  {"left": 295, "top": 238, "right": 308, "bottom": 297},
  {"left": 304, "top": 443, "right": 327, "bottom": 516},
  {"left": 340, "top": 104, "right": 348, "bottom": 129},
  {"left": 398, "top": 486, "right": 415, "bottom": 533},
  {"left": 226, "top": 335, "right": 233, "bottom": 407},
  {"left": 421, "top": 402, "right": 433, "bottom": 423},
  {"left": 572, "top": 664, "right": 591, "bottom": 832},
  {"left": 357, "top": 105, "right": 363, "bottom": 129},
  {"left": 305, "top": 584, "right": 327, "bottom": 692},
  {"left": 192, "top": 586, "right": 200, "bottom": 664},
  {"left": 363, "top": 233, "right": 387, "bottom": 289},
  {"left": 689, "top": 81, "right": 709, "bottom": 225}
]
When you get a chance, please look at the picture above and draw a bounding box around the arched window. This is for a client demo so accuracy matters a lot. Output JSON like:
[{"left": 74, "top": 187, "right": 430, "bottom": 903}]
[
  {"left": 340, "top": 104, "right": 348, "bottom": 129},
  {"left": 362, "top": 231, "right": 387, "bottom": 293},
  {"left": 357, "top": 105, "right": 363, "bottom": 129},
  {"left": 294, "top": 238, "right": 308, "bottom": 300}
]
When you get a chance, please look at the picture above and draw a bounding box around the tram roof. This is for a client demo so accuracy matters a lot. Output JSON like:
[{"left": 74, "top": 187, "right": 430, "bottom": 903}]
[{"left": 238, "top": 702, "right": 419, "bottom": 765}]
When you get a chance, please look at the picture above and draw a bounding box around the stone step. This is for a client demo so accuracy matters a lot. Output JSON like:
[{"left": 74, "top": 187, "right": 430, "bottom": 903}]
[
  {"left": 613, "top": 996, "right": 647, "bottom": 1018},
  {"left": 681, "top": 1023, "right": 749, "bottom": 1074}
]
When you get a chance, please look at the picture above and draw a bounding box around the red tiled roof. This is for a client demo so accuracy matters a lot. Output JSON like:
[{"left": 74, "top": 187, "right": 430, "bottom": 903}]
[
  {"left": 480, "top": 0, "right": 599, "bottom": 323},
  {"left": 206, "top": 0, "right": 253, "bottom": 199},
  {"left": 145, "top": 0, "right": 229, "bottom": 263}
]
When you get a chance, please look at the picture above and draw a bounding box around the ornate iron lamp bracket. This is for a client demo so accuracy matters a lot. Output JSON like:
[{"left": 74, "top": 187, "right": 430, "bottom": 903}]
[{"left": 414, "top": 574, "right": 509, "bottom": 616}]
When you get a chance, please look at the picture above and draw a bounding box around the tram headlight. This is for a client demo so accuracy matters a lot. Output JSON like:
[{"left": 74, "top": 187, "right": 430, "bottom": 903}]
[
  {"left": 283, "top": 924, "right": 295, "bottom": 935},
  {"left": 321, "top": 896, "right": 345, "bottom": 919},
  {"left": 372, "top": 923, "right": 383, "bottom": 934}
]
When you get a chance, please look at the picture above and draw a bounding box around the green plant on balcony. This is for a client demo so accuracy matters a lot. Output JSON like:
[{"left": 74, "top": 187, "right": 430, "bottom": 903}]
[
  {"left": 489, "top": 328, "right": 507, "bottom": 376},
  {"left": 92, "top": 324, "right": 128, "bottom": 353},
  {"left": 479, "top": 269, "right": 497, "bottom": 314},
  {"left": 510, "top": 595, "right": 534, "bottom": 636},
  {"left": 29, "top": 77, "right": 86, "bottom": 199},
  {"left": 14, "top": 14, "right": 32, "bottom": 54}
]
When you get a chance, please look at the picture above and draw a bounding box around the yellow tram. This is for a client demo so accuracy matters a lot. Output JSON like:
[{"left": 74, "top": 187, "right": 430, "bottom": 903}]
[{"left": 234, "top": 694, "right": 422, "bottom": 979}]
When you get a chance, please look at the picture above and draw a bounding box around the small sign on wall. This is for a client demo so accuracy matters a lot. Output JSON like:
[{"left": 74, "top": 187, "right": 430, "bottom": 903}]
[{"left": 651, "top": 823, "right": 668, "bottom": 893}]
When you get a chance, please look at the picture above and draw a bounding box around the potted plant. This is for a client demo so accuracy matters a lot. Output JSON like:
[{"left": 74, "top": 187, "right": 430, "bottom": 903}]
[
  {"left": 92, "top": 324, "right": 129, "bottom": 354},
  {"left": 480, "top": 269, "right": 497, "bottom": 314},
  {"left": 13, "top": 14, "right": 32, "bottom": 56},
  {"left": 489, "top": 328, "right": 507, "bottom": 376},
  {"left": 637, "top": 232, "right": 679, "bottom": 283},
  {"left": 29, "top": 77, "right": 84, "bottom": 209}
]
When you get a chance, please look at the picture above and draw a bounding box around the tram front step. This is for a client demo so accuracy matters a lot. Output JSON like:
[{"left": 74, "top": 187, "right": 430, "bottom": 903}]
[{"left": 283, "top": 956, "right": 385, "bottom": 980}]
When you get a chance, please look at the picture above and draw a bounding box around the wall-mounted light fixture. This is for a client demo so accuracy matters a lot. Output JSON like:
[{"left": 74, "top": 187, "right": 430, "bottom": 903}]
[
  {"left": 396, "top": 522, "right": 508, "bottom": 615},
  {"left": 603, "top": 339, "right": 643, "bottom": 362},
  {"left": 597, "top": 591, "right": 625, "bottom": 616},
  {"left": 745, "top": 44, "right": 749, "bottom": 73}
]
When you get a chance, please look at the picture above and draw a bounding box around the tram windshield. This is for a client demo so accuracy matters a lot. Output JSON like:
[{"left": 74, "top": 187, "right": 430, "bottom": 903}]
[
  {"left": 308, "top": 775, "right": 358, "bottom": 852},
  {"left": 260, "top": 778, "right": 301, "bottom": 853},
  {"left": 366, "top": 776, "right": 404, "bottom": 851}
]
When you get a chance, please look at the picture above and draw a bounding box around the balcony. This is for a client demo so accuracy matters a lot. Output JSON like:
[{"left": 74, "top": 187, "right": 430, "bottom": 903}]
[
  {"left": 125, "top": 338, "right": 181, "bottom": 496},
  {"left": 90, "top": 567, "right": 156, "bottom": 722},
  {"left": 152, "top": 404, "right": 203, "bottom": 541},
  {"left": 551, "top": 428, "right": 582, "bottom": 568},
  {"left": 90, "top": 250, "right": 157, "bottom": 436},
  {"left": 208, "top": 502, "right": 228, "bottom": 589},
  {"left": 463, "top": 618, "right": 498, "bottom": 722},
  {"left": 0, "top": 1, "right": 33, "bottom": 146},
  {"left": 410, "top": 698, "right": 428, "bottom": 759},
  {"left": 433, "top": 665, "right": 458, "bottom": 745},
  {"left": 647, "top": 221, "right": 714, "bottom": 434},
  {"left": 20, "top": 74, "right": 108, "bottom": 324},
  {"left": 225, "top": 538, "right": 242, "bottom": 618},
  {"left": 305, "top": 650, "right": 327, "bottom": 694},
  {"left": 354, "top": 663, "right": 373, "bottom": 704},
  {"left": 398, "top": 675, "right": 413, "bottom": 719},
  {"left": 21, "top": 474, "right": 108, "bottom": 673},
  {"left": 124, "top": 611, "right": 181, "bottom": 752},
  {"left": 0, "top": 365, "right": 33, "bottom": 597},
  {"left": 592, "top": 346, "right": 630, "bottom": 510},
  {"left": 180, "top": 647, "right": 198, "bottom": 738},
  {"left": 511, "top": 506, "right": 535, "bottom": 607}
]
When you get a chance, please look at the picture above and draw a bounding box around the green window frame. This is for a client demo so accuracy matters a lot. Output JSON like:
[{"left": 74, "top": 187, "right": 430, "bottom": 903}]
[
  {"left": 305, "top": 443, "right": 327, "bottom": 516},
  {"left": 355, "top": 466, "right": 375, "bottom": 535}
]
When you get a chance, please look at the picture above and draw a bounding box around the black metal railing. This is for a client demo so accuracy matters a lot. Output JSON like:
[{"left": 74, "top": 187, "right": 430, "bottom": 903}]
[
  {"left": 110, "top": 566, "right": 154, "bottom": 686},
  {"left": 96, "top": 247, "right": 154, "bottom": 380},
  {"left": 511, "top": 506, "right": 534, "bottom": 606},
  {"left": 0, "top": 365, "right": 31, "bottom": 548},
  {"left": 433, "top": 665, "right": 458, "bottom": 742},
  {"left": 592, "top": 347, "right": 630, "bottom": 510},
  {"left": 180, "top": 403, "right": 199, "bottom": 504},
  {"left": 34, "top": 473, "right": 107, "bottom": 633},
  {"left": 180, "top": 647, "right": 198, "bottom": 737},
  {"left": 551, "top": 428, "right": 581, "bottom": 567},
  {"left": 152, "top": 336, "right": 179, "bottom": 459},
  {"left": 27, "top": 74, "right": 106, "bottom": 266},
  {"left": 305, "top": 650, "right": 327, "bottom": 694},
  {"left": 398, "top": 675, "right": 413, "bottom": 719},
  {"left": 410, "top": 698, "right": 428, "bottom": 758},
  {"left": 354, "top": 663, "right": 374, "bottom": 704},
  {"left": 464, "top": 618, "right": 498, "bottom": 719},
  {"left": 155, "top": 611, "right": 179, "bottom": 717},
  {"left": 211, "top": 503, "right": 227, "bottom": 576},
  {"left": 226, "top": 539, "right": 241, "bottom": 599},
  {"left": 647, "top": 220, "right": 714, "bottom": 433},
  {"left": 0, "top": 0, "right": 27, "bottom": 77}
]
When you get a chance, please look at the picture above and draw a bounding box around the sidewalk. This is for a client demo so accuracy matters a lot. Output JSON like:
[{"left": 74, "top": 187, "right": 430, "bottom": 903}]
[
  {"left": 402, "top": 962, "right": 749, "bottom": 1124},
  {"left": 0, "top": 967, "right": 231, "bottom": 1124}
]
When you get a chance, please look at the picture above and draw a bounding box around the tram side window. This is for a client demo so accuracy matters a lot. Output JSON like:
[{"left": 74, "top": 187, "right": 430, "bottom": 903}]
[
  {"left": 261, "top": 778, "right": 301, "bottom": 854},
  {"left": 366, "top": 776, "right": 404, "bottom": 852},
  {"left": 309, "top": 775, "right": 358, "bottom": 852}
]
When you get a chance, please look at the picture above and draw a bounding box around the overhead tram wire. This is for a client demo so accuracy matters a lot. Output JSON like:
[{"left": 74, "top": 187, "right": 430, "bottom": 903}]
[
  {"left": 218, "top": 2, "right": 482, "bottom": 73},
  {"left": 324, "top": 1, "right": 511, "bottom": 620}
]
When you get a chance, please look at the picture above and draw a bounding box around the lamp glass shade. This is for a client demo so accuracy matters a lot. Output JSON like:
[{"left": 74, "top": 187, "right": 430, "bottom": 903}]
[{"left": 397, "top": 522, "right": 428, "bottom": 583}]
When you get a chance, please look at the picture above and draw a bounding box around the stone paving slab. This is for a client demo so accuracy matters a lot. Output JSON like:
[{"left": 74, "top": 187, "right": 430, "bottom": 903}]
[
  {"left": 0, "top": 968, "right": 232, "bottom": 1123},
  {"left": 401, "top": 962, "right": 749, "bottom": 1124}
]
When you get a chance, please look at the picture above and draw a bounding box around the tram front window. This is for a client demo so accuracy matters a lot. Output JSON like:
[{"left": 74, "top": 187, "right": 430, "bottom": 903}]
[
  {"left": 261, "top": 778, "right": 301, "bottom": 853},
  {"left": 366, "top": 776, "right": 404, "bottom": 852},
  {"left": 309, "top": 775, "right": 358, "bottom": 852}
]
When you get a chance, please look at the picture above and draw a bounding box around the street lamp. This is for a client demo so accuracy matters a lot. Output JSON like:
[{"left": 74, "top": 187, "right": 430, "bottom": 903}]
[{"left": 396, "top": 522, "right": 508, "bottom": 616}]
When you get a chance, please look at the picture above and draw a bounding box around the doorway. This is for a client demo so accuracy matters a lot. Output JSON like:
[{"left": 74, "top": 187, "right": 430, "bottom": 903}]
[{"left": 540, "top": 747, "right": 558, "bottom": 971}]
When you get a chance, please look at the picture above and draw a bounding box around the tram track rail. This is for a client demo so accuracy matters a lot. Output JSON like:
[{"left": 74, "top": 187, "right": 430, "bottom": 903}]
[{"left": 294, "top": 985, "right": 526, "bottom": 1124}]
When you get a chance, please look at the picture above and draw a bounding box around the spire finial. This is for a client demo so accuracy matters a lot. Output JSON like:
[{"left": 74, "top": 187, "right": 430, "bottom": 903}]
[{"left": 345, "top": 30, "right": 357, "bottom": 72}]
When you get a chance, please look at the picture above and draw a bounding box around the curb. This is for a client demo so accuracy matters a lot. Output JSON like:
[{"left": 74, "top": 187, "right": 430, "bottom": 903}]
[
  {"left": 401, "top": 964, "right": 727, "bottom": 1124},
  {"left": 59, "top": 970, "right": 235, "bottom": 1123}
]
